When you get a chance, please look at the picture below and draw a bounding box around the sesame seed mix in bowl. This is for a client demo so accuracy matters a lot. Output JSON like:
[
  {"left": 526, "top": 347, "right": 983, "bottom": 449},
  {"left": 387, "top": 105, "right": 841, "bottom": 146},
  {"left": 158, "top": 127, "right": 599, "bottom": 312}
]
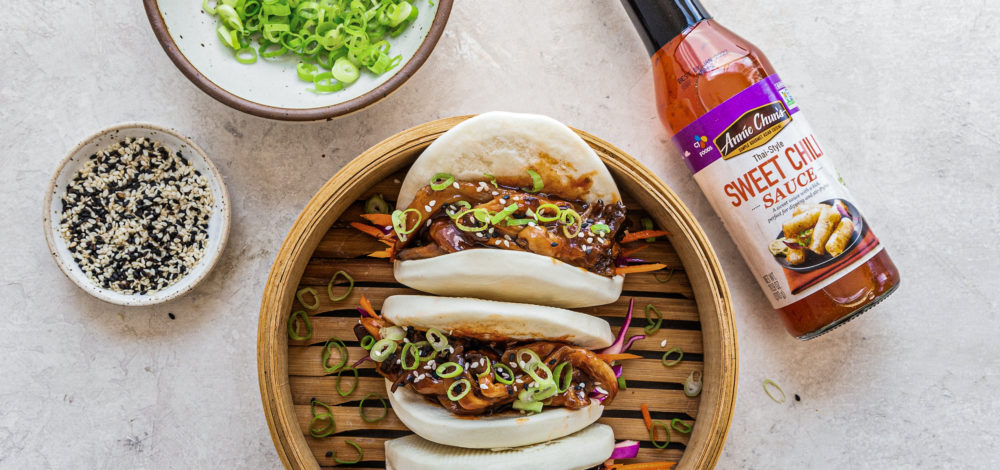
[{"left": 58, "top": 137, "right": 213, "bottom": 295}]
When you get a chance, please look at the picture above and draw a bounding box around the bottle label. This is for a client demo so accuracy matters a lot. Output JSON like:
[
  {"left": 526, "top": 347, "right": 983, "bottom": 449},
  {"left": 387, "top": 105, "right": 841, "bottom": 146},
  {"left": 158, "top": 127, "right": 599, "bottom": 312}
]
[{"left": 672, "top": 74, "right": 883, "bottom": 308}]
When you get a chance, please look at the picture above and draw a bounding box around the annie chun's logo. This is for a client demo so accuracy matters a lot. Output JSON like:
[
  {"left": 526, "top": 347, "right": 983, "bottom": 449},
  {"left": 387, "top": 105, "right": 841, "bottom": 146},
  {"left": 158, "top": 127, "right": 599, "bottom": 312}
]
[{"left": 714, "top": 101, "right": 791, "bottom": 159}]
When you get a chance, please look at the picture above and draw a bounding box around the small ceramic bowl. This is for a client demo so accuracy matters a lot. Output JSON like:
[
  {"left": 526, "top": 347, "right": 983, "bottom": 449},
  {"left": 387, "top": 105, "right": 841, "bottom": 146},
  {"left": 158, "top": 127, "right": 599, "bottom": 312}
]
[
  {"left": 43, "top": 123, "right": 231, "bottom": 306},
  {"left": 143, "top": 0, "right": 453, "bottom": 121}
]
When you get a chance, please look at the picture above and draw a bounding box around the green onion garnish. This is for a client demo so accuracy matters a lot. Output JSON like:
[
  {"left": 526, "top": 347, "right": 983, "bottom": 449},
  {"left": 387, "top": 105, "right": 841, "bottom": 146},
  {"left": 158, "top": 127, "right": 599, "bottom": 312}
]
[
  {"left": 426, "top": 328, "right": 449, "bottom": 351},
  {"left": 360, "top": 335, "right": 375, "bottom": 351},
  {"left": 333, "top": 440, "right": 364, "bottom": 464},
  {"left": 483, "top": 173, "right": 498, "bottom": 187},
  {"left": 446, "top": 201, "right": 471, "bottom": 219},
  {"left": 530, "top": 383, "right": 558, "bottom": 401},
  {"left": 522, "top": 169, "right": 543, "bottom": 193},
  {"left": 380, "top": 326, "right": 406, "bottom": 341},
  {"left": 684, "top": 370, "right": 703, "bottom": 397},
  {"left": 661, "top": 347, "right": 683, "bottom": 367},
  {"left": 524, "top": 361, "right": 554, "bottom": 388},
  {"left": 763, "top": 379, "right": 786, "bottom": 403},
  {"left": 490, "top": 203, "right": 520, "bottom": 225},
  {"left": 411, "top": 341, "right": 433, "bottom": 361},
  {"left": 476, "top": 357, "right": 493, "bottom": 379},
  {"left": 287, "top": 310, "right": 312, "bottom": 341},
  {"left": 493, "top": 363, "right": 515, "bottom": 385},
  {"left": 321, "top": 337, "right": 348, "bottom": 373},
  {"left": 430, "top": 173, "right": 455, "bottom": 191},
  {"left": 618, "top": 376, "right": 627, "bottom": 390},
  {"left": 391, "top": 208, "right": 422, "bottom": 241},
  {"left": 453, "top": 208, "right": 490, "bottom": 232},
  {"left": 327, "top": 270, "right": 354, "bottom": 302},
  {"left": 504, "top": 218, "right": 534, "bottom": 226},
  {"left": 235, "top": 47, "right": 258, "bottom": 64},
  {"left": 512, "top": 399, "right": 542, "bottom": 413},
  {"left": 534, "top": 203, "right": 561, "bottom": 222},
  {"left": 641, "top": 217, "right": 657, "bottom": 242},
  {"left": 671, "top": 418, "right": 693, "bottom": 434},
  {"left": 560, "top": 208, "right": 583, "bottom": 238},
  {"left": 516, "top": 349, "right": 542, "bottom": 370},
  {"left": 435, "top": 362, "right": 463, "bottom": 379},
  {"left": 297, "top": 287, "right": 320, "bottom": 310},
  {"left": 654, "top": 269, "right": 675, "bottom": 283},
  {"left": 553, "top": 362, "right": 573, "bottom": 393},
  {"left": 308, "top": 398, "right": 336, "bottom": 438},
  {"left": 590, "top": 223, "right": 611, "bottom": 235},
  {"left": 369, "top": 339, "right": 397, "bottom": 362},
  {"left": 364, "top": 194, "right": 390, "bottom": 214},
  {"left": 312, "top": 72, "right": 343, "bottom": 93},
  {"left": 359, "top": 393, "right": 388, "bottom": 423},
  {"left": 649, "top": 420, "right": 671, "bottom": 449},
  {"left": 297, "top": 62, "right": 318, "bottom": 82},
  {"left": 202, "top": 0, "right": 217, "bottom": 15},
  {"left": 447, "top": 379, "right": 471, "bottom": 401},
  {"left": 331, "top": 57, "right": 360, "bottom": 84},
  {"left": 336, "top": 367, "right": 359, "bottom": 397},
  {"left": 644, "top": 304, "right": 663, "bottom": 335},
  {"left": 400, "top": 342, "right": 420, "bottom": 371}
]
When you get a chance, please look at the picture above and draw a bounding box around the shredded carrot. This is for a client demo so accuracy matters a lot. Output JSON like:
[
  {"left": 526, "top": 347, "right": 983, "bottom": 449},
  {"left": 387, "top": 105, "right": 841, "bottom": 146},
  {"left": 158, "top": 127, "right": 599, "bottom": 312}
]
[
  {"left": 608, "top": 462, "right": 677, "bottom": 470},
  {"left": 621, "top": 230, "right": 671, "bottom": 244},
  {"left": 350, "top": 222, "right": 386, "bottom": 239},
  {"left": 360, "top": 295, "right": 377, "bottom": 318},
  {"left": 596, "top": 353, "right": 642, "bottom": 362},
  {"left": 641, "top": 403, "right": 653, "bottom": 430},
  {"left": 367, "top": 248, "right": 392, "bottom": 258},
  {"left": 616, "top": 263, "right": 668, "bottom": 275},
  {"left": 360, "top": 213, "right": 393, "bottom": 227},
  {"left": 620, "top": 243, "right": 650, "bottom": 258}
]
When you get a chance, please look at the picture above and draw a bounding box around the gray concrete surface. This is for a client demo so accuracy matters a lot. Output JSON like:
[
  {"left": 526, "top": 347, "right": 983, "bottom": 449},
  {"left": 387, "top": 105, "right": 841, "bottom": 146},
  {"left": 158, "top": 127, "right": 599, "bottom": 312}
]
[{"left": 2, "top": 1, "right": 997, "bottom": 468}]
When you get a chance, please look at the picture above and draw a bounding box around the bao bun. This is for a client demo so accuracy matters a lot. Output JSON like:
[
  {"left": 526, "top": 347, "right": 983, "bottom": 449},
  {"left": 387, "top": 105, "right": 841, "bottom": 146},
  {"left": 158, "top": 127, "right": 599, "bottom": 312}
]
[
  {"left": 384, "top": 423, "right": 615, "bottom": 469},
  {"left": 394, "top": 111, "right": 624, "bottom": 308}
]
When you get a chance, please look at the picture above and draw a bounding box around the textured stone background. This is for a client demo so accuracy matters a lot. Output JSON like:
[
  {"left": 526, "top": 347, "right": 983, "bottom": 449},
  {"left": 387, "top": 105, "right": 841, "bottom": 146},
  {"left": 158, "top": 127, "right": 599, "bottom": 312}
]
[{"left": 1, "top": 1, "right": 997, "bottom": 468}]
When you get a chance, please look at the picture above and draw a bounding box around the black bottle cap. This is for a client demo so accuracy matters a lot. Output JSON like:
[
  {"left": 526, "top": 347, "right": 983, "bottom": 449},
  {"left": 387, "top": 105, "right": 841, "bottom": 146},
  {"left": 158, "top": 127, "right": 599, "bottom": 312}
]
[{"left": 621, "top": 0, "right": 712, "bottom": 56}]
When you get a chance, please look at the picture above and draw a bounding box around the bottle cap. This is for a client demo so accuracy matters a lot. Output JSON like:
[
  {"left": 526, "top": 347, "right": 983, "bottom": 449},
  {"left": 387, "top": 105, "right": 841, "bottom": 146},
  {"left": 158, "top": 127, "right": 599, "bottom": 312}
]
[{"left": 621, "top": 0, "right": 711, "bottom": 56}]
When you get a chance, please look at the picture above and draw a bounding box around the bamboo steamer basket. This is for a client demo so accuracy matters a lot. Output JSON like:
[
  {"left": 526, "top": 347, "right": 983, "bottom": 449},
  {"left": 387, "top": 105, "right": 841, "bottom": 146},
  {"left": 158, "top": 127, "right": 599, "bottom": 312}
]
[{"left": 258, "top": 116, "right": 737, "bottom": 469}]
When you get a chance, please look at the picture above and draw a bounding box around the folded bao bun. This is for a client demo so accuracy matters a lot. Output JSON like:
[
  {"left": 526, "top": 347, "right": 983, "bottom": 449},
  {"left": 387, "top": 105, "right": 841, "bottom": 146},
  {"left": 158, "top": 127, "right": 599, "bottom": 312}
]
[
  {"left": 393, "top": 111, "right": 624, "bottom": 308},
  {"left": 384, "top": 423, "right": 615, "bottom": 470},
  {"left": 387, "top": 380, "right": 605, "bottom": 449},
  {"left": 382, "top": 295, "right": 614, "bottom": 349}
]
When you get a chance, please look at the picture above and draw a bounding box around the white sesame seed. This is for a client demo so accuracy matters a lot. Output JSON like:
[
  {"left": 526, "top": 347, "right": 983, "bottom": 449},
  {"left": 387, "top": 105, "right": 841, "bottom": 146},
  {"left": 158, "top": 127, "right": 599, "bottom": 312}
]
[
  {"left": 660, "top": 339, "right": 667, "bottom": 347},
  {"left": 424, "top": 205, "right": 432, "bottom": 212},
  {"left": 503, "top": 240, "right": 510, "bottom": 247},
  {"left": 452, "top": 182, "right": 460, "bottom": 189},
  {"left": 491, "top": 191, "right": 499, "bottom": 196},
  {"left": 587, "top": 237, "right": 593, "bottom": 244},
  {"left": 480, "top": 383, "right": 488, "bottom": 390},
  {"left": 428, "top": 200, "right": 436, "bottom": 207}
]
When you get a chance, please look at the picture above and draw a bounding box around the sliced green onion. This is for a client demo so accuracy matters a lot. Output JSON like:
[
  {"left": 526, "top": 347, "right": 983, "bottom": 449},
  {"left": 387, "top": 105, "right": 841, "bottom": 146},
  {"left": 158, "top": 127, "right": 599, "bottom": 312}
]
[
  {"left": 453, "top": 208, "right": 490, "bottom": 232},
  {"left": 203, "top": 0, "right": 218, "bottom": 15},
  {"left": 504, "top": 218, "right": 534, "bottom": 226},
  {"left": 336, "top": 367, "right": 359, "bottom": 397},
  {"left": 684, "top": 370, "right": 703, "bottom": 397},
  {"left": 386, "top": 1, "right": 413, "bottom": 27},
  {"left": 494, "top": 363, "right": 515, "bottom": 385},
  {"left": 425, "top": 328, "right": 449, "bottom": 351},
  {"left": 512, "top": 399, "right": 543, "bottom": 413},
  {"left": 400, "top": 342, "right": 420, "bottom": 371},
  {"left": 370, "top": 338, "right": 397, "bottom": 362},
  {"left": 435, "top": 362, "right": 463, "bottom": 379},
  {"left": 553, "top": 362, "right": 573, "bottom": 393},
  {"left": 216, "top": 5, "right": 244, "bottom": 33},
  {"left": 483, "top": 173, "right": 498, "bottom": 187},
  {"left": 534, "top": 203, "right": 561, "bottom": 222},
  {"left": 308, "top": 399, "right": 336, "bottom": 438},
  {"left": 391, "top": 208, "right": 422, "bottom": 241},
  {"left": 359, "top": 393, "right": 388, "bottom": 422},
  {"left": 430, "top": 173, "right": 455, "bottom": 191},
  {"left": 618, "top": 376, "right": 627, "bottom": 390},
  {"left": 364, "top": 194, "right": 391, "bottom": 214},
  {"left": 671, "top": 418, "right": 693, "bottom": 434},
  {"left": 447, "top": 379, "right": 471, "bottom": 401},
  {"left": 360, "top": 335, "right": 375, "bottom": 350},
  {"left": 649, "top": 420, "right": 671, "bottom": 449},
  {"left": 654, "top": 269, "right": 675, "bottom": 283},
  {"left": 411, "top": 341, "right": 434, "bottom": 361},
  {"left": 644, "top": 304, "right": 663, "bottom": 335},
  {"left": 530, "top": 383, "right": 558, "bottom": 401},
  {"left": 310, "top": 397, "right": 332, "bottom": 418},
  {"left": 327, "top": 270, "right": 354, "bottom": 301},
  {"left": 297, "top": 287, "right": 320, "bottom": 310},
  {"left": 332, "top": 56, "right": 360, "bottom": 83},
  {"left": 446, "top": 201, "right": 472, "bottom": 219},
  {"left": 476, "top": 357, "right": 493, "bottom": 379},
  {"left": 490, "top": 203, "right": 519, "bottom": 225},
  {"left": 641, "top": 217, "right": 657, "bottom": 242},
  {"left": 297, "top": 62, "right": 318, "bottom": 82},
  {"left": 763, "top": 379, "right": 786, "bottom": 403},
  {"left": 516, "top": 349, "right": 542, "bottom": 370},
  {"left": 590, "top": 223, "right": 611, "bottom": 235},
  {"left": 380, "top": 326, "right": 405, "bottom": 341},
  {"left": 560, "top": 208, "right": 583, "bottom": 238},
  {"left": 522, "top": 169, "right": 543, "bottom": 193},
  {"left": 333, "top": 440, "right": 363, "bottom": 464},
  {"left": 662, "top": 347, "right": 683, "bottom": 367},
  {"left": 321, "top": 337, "right": 348, "bottom": 373},
  {"left": 524, "top": 361, "right": 554, "bottom": 388},
  {"left": 287, "top": 310, "right": 312, "bottom": 341},
  {"left": 313, "top": 72, "right": 343, "bottom": 93},
  {"left": 235, "top": 46, "right": 258, "bottom": 64},
  {"left": 217, "top": 25, "right": 240, "bottom": 49}
]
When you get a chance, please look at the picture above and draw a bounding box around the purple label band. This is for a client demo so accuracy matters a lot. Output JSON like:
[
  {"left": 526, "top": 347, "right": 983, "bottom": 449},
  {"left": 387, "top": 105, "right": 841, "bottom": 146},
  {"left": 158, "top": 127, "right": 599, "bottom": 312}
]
[{"left": 673, "top": 74, "right": 801, "bottom": 175}]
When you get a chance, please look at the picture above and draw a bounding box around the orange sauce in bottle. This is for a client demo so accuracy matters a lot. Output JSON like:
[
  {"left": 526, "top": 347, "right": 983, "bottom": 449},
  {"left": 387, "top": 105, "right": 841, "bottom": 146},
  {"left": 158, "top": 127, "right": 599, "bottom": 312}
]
[{"left": 623, "top": 0, "right": 900, "bottom": 338}]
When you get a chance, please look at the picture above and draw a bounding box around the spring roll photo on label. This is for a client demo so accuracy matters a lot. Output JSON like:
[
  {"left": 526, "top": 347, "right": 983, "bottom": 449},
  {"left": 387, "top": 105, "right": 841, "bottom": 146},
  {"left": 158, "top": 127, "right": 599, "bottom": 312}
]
[
  {"left": 808, "top": 206, "right": 842, "bottom": 255},
  {"left": 782, "top": 207, "right": 822, "bottom": 237},
  {"left": 824, "top": 218, "right": 854, "bottom": 257}
]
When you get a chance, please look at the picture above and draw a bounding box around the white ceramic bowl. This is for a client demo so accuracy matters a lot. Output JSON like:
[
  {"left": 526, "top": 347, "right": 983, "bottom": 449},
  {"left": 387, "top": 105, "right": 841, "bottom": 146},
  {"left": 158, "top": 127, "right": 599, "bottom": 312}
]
[
  {"left": 143, "top": 0, "right": 453, "bottom": 121},
  {"left": 43, "top": 123, "right": 231, "bottom": 306}
]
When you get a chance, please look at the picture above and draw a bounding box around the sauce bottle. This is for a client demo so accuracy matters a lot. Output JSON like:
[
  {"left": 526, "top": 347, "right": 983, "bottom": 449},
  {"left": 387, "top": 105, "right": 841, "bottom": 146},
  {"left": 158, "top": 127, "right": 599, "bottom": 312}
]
[{"left": 621, "top": 0, "right": 900, "bottom": 339}]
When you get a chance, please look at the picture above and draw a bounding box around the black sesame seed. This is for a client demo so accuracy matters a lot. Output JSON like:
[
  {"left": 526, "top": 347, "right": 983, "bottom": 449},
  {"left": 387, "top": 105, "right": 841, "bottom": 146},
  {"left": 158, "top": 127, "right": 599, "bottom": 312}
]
[
  {"left": 551, "top": 242, "right": 558, "bottom": 247},
  {"left": 794, "top": 394, "right": 801, "bottom": 402},
  {"left": 325, "top": 451, "right": 333, "bottom": 458},
  {"left": 168, "top": 312, "right": 175, "bottom": 320}
]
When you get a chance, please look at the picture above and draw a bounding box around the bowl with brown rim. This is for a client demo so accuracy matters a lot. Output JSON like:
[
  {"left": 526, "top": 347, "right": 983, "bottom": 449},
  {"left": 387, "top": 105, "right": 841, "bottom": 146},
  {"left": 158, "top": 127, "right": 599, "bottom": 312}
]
[{"left": 143, "top": 0, "right": 453, "bottom": 121}]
